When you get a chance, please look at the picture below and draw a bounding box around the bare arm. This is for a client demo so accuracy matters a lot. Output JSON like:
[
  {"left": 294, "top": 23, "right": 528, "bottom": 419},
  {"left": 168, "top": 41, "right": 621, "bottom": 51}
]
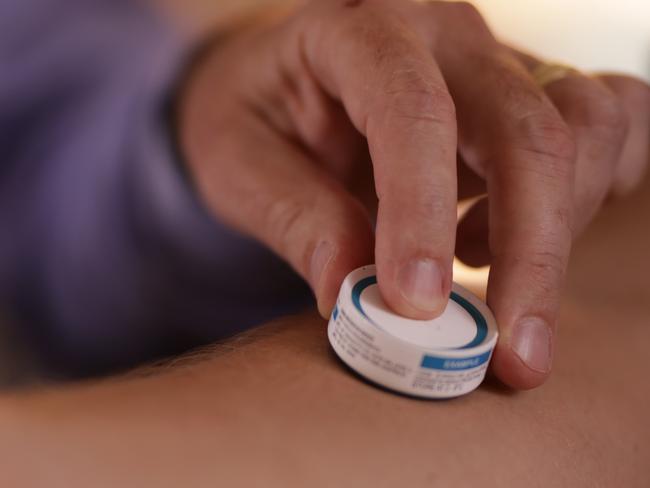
[
  {"left": 2, "top": 179, "right": 650, "bottom": 488},
  {"left": 1, "top": 175, "right": 650, "bottom": 486},
  {"left": 1, "top": 2, "right": 648, "bottom": 484}
]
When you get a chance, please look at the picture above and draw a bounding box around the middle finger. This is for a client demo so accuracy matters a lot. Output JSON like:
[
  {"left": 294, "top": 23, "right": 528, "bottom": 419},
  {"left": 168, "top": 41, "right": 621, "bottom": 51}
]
[{"left": 431, "top": 2, "right": 577, "bottom": 389}]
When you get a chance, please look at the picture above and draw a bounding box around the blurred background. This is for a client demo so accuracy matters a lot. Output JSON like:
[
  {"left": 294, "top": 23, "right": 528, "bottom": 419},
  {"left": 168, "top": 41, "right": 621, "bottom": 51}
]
[{"left": 471, "top": 0, "right": 650, "bottom": 81}]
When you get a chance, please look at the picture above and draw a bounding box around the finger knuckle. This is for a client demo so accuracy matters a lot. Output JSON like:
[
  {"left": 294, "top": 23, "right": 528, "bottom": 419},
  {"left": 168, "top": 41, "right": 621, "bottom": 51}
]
[
  {"left": 382, "top": 69, "right": 456, "bottom": 128},
  {"left": 583, "top": 89, "right": 629, "bottom": 143},
  {"left": 553, "top": 204, "right": 575, "bottom": 238},
  {"left": 495, "top": 245, "right": 569, "bottom": 299},
  {"left": 524, "top": 249, "right": 567, "bottom": 296},
  {"left": 379, "top": 180, "right": 454, "bottom": 244},
  {"left": 439, "top": 1, "right": 493, "bottom": 38},
  {"left": 409, "top": 184, "right": 451, "bottom": 219},
  {"left": 334, "top": 7, "right": 400, "bottom": 59},
  {"left": 446, "top": 1, "right": 484, "bottom": 25},
  {"left": 264, "top": 197, "right": 310, "bottom": 253},
  {"left": 514, "top": 110, "right": 577, "bottom": 172}
]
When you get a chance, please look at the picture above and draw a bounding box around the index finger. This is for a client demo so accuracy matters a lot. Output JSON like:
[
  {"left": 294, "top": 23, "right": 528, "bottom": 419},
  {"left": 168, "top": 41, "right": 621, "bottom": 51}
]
[{"left": 298, "top": 3, "right": 458, "bottom": 318}]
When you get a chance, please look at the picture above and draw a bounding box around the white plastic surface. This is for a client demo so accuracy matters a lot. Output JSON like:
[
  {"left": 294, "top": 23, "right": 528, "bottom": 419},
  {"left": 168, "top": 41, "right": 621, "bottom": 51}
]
[
  {"left": 359, "top": 283, "right": 478, "bottom": 349},
  {"left": 328, "top": 265, "right": 499, "bottom": 399}
]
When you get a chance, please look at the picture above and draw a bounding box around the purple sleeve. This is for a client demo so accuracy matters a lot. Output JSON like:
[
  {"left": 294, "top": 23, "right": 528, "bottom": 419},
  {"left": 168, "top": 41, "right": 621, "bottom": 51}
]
[{"left": 0, "top": 0, "right": 312, "bottom": 374}]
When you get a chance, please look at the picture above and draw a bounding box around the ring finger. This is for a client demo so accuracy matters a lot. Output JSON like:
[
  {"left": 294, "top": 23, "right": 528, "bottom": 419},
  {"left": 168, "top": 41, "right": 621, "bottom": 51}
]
[
  {"left": 514, "top": 51, "right": 630, "bottom": 234},
  {"left": 430, "top": 6, "right": 578, "bottom": 388},
  {"left": 456, "top": 59, "right": 646, "bottom": 267}
]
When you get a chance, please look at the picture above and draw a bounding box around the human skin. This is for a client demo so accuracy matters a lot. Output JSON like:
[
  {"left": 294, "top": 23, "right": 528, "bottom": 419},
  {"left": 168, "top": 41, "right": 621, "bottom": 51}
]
[
  {"left": 151, "top": 0, "right": 285, "bottom": 41},
  {"left": 0, "top": 176, "right": 649, "bottom": 486},
  {"left": 174, "top": 0, "right": 650, "bottom": 389},
  {"left": 1, "top": 4, "right": 649, "bottom": 485}
]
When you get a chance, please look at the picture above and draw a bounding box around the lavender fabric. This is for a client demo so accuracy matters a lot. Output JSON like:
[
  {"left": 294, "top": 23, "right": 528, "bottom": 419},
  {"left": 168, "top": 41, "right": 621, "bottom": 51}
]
[{"left": 0, "top": 0, "right": 312, "bottom": 375}]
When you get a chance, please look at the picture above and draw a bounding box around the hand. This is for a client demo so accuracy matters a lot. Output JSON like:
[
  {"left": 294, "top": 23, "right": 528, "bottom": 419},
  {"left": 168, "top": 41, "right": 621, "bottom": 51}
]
[{"left": 177, "top": 0, "right": 650, "bottom": 389}]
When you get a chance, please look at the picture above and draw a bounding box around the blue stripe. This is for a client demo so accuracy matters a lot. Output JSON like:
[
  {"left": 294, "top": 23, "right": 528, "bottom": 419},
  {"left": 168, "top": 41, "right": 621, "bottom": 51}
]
[
  {"left": 351, "top": 276, "right": 377, "bottom": 322},
  {"left": 350, "top": 274, "right": 488, "bottom": 350},
  {"left": 451, "top": 291, "right": 488, "bottom": 349},
  {"left": 421, "top": 350, "right": 492, "bottom": 370}
]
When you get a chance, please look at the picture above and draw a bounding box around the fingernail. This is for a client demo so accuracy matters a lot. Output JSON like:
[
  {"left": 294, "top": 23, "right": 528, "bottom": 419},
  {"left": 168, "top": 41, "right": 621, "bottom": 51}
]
[
  {"left": 510, "top": 317, "right": 553, "bottom": 373},
  {"left": 397, "top": 258, "right": 444, "bottom": 313},
  {"left": 310, "top": 241, "right": 334, "bottom": 292}
]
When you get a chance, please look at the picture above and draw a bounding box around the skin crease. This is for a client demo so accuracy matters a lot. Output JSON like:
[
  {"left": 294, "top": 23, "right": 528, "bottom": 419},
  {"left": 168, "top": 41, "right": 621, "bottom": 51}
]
[
  {"left": 175, "top": 0, "right": 650, "bottom": 389},
  {"left": 0, "top": 3, "right": 647, "bottom": 484},
  {"left": 0, "top": 178, "right": 649, "bottom": 486}
]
